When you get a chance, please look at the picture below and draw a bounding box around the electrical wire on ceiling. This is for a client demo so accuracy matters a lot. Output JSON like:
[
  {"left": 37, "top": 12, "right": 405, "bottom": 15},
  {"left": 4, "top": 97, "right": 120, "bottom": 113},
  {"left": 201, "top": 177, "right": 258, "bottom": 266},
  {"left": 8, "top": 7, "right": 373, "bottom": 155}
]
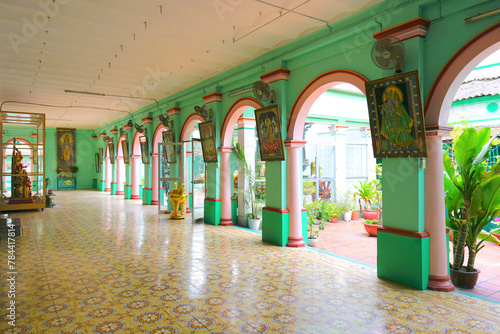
[{"left": 0, "top": 101, "right": 129, "bottom": 113}]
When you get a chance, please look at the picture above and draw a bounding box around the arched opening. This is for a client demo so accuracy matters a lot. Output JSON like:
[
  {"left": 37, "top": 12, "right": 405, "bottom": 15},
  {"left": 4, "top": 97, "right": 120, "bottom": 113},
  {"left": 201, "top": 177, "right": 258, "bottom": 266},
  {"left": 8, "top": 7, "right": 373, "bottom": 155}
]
[
  {"left": 286, "top": 70, "right": 378, "bottom": 254},
  {"left": 424, "top": 22, "right": 500, "bottom": 293},
  {"left": 131, "top": 131, "right": 145, "bottom": 200},
  {"left": 219, "top": 98, "right": 264, "bottom": 227},
  {"left": 116, "top": 136, "right": 127, "bottom": 196},
  {"left": 152, "top": 124, "right": 168, "bottom": 206}
]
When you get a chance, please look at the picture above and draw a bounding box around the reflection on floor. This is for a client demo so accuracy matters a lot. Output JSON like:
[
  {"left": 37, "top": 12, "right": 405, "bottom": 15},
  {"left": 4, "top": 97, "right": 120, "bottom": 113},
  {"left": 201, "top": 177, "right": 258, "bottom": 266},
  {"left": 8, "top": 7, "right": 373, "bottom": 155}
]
[{"left": 1, "top": 190, "right": 500, "bottom": 333}]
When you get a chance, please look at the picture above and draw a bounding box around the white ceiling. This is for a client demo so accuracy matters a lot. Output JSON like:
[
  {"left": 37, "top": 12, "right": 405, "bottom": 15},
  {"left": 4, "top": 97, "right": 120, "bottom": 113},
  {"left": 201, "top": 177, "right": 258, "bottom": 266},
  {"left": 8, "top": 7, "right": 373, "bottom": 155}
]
[{"left": 0, "top": 0, "right": 382, "bottom": 129}]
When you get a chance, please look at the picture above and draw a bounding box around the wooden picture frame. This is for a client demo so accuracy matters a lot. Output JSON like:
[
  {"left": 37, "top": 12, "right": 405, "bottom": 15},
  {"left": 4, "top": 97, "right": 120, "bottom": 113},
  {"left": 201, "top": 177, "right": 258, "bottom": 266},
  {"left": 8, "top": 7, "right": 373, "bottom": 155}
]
[
  {"left": 108, "top": 140, "right": 115, "bottom": 164},
  {"left": 198, "top": 121, "right": 218, "bottom": 163},
  {"left": 365, "top": 70, "right": 427, "bottom": 158},
  {"left": 139, "top": 136, "right": 150, "bottom": 164},
  {"left": 32, "top": 149, "right": 38, "bottom": 165},
  {"left": 254, "top": 104, "right": 285, "bottom": 161},
  {"left": 162, "top": 130, "right": 177, "bottom": 164},
  {"left": 122, "top": 139, "right": 130, "bottom": 165},
  {"left": 95, "top": 153, "right": 100, "bottom": 173}
]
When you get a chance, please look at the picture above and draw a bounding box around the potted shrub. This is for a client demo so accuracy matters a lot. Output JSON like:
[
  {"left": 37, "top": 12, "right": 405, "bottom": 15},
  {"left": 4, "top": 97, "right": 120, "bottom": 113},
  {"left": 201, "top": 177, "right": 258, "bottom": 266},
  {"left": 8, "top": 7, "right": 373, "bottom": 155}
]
[
  {"left": 353, "top": 180, "right": 378, "bottom": 220},
  {"left": 336, "top": 190, "right": 356, "bottom": 222},
  {"left": 363, "top": 219, "right": 381, "bottom": 237},
  {"left": 307, "top": 212, "right": 325, "bottom": 247},
  {"left": 444, "top": 127, "right": 500, "bottom": 289},
  {"left": 233, "top": 143, "right": 263, "bottom": 230},
  {"left": 326, "top": 203, "right": 342, "bottom": 223}
]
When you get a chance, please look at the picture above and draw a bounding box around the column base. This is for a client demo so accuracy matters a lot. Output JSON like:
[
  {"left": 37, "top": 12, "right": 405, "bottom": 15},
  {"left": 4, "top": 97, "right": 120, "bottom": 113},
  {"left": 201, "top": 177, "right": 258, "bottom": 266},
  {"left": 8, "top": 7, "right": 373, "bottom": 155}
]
[
  {"left": 427, "top": 275, "right": 455, "bottom": 292},
  {"left": 105, "top": 188, "right": 111, "bottom": 192},
  {"left": 150, "top": 200, "right": 158, "bottom": 205},
  {"left": 116, "top": 191, "right": 124, "bottom": 195},
  {"left": 131, "top": 195, "right": 141, "bottom": 199},
  {"left": 286, "top": 237, "right": 305, "bottom": 247},
  {"left": 219, "top": 218, "right": 234, "bottom": 226}
]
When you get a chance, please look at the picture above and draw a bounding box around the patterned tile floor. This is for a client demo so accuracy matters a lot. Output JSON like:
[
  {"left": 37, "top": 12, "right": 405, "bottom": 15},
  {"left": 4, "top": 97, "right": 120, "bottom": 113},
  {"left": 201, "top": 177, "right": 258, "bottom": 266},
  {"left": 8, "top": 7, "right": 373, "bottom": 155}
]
[{"left": 1, "top": 190, "right": 500, "bottom": 334}]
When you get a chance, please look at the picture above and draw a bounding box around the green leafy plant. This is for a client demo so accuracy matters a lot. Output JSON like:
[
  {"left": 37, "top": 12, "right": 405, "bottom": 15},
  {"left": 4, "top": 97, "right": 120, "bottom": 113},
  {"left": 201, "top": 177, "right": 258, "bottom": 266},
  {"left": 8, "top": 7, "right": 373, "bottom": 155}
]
[
  {"left": 336, "top": 190, "right": 356, "bottom": 213},
  {"left": 444, "top": 127, "right": 500, "bottom": 273},
  {"left": 233, "top": 143, "right": 262, "bottom": 220},
  {"left": 365, "top": 219, "right": 380, "bottom": 225},
  {"left": 353, "top": 180, "right": 378, "bottom": 212},
  {"left": 303, "top": 179, "right": 316, "bottom": 205},
  {"left": 307, "top": 212, "right": 325, "bottom": 239}
]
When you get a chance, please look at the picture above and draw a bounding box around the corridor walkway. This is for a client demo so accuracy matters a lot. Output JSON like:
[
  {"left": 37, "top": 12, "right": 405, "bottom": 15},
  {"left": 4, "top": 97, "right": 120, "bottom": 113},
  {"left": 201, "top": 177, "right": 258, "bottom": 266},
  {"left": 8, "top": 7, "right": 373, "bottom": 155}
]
[{"left": 1, "top": 190, "right": 500, "bottom": 333}]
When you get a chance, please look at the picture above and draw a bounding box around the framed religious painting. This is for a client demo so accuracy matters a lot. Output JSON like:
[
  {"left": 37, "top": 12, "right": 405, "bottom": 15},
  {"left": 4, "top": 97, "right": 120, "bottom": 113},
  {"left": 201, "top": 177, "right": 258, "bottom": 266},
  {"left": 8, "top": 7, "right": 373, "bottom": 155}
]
[
  {"left": 365, "top": 70, "right": 427, "bottom": 158},
  {"left": 108, "top": 140, "right": 115, "bottom": 164},
  {"left": 162, "top": 130, "right": 177, "bottom": 164},
  {"left": 254, "top": 105, "right": 285, "bottom": 161},
  {"left": 139, "top": 136, "right": 150, "bottom": 164},
  {"left": 122, "top": 139, "right": 130, "bottom": 165},
  {"left": 198, "top": 121, "right": 218, "bottom": 163},
  {"left": 95, "top": 153, "right": 100, "bottom": 173},
  {"left": 98, "top": 147, "right": 103, "bottom": 171},
  {"left": 56, "top": 128, "right": 76, "bottom": 172}
]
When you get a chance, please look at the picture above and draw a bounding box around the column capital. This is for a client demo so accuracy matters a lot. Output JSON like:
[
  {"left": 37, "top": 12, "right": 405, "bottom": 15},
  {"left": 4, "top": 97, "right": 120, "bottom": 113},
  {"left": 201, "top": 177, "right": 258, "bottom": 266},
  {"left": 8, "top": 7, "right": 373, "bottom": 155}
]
[
  {"left": 260, "top": 68, "right": 290, "bottom": 83},
  {"left": 110, "top": 129, "right": 118, "bottom": 134},
  {"left": 116, "top": 156, "right": 123, "bottom": 160},
  {"left": 151, "top": 153, "right": 159, "bottom": 157},
  {"left": 92, "top": 135, "right": 98, "bottom": 140},
  {"left": 124, "top": 123, "right": 133, "bottom": 130},
  {"left": 284, "top": 140, "right": 306, "bottom": 148},
  {"left": 105, "top": 156, "right": 110, "bottom": 161},
  {"left": 426, "top": 125, "right": 453, "bottom": 137},
  {"left": 202, "top": 92, "right": 222, "bottom": 104},
  {"left": 100, "top": 132, "right": 107, "bottom": 137},
  {"left": 131, "top": 155, "right": 141, "bottom": 159},
  {"left": 142, "top": 117, "right": 153, "bottom": 124},
  {"left": 167, "top": 107, "right": 181, "bottom": 116},
  {"left": 32, "top": 133, "right": 38, "bottom": 138},
  {"left": 218, "top": 146, "right": 233, "bottom": 153}
]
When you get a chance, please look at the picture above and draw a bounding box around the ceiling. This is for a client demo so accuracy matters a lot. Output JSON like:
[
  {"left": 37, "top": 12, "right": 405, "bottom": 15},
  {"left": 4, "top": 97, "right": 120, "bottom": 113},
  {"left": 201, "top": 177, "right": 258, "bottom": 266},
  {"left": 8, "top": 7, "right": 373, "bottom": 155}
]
[{"left": 0, "top": 0, "right": 383, "bottom": 129}]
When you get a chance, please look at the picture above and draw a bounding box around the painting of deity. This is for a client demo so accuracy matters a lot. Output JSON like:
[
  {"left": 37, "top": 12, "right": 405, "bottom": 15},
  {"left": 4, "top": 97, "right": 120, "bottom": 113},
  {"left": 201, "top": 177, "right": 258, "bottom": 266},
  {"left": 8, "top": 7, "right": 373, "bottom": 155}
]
[
  {"left": 254, "top": 105, "right": 285, "bottom": 161},
  {"left": 365, "top": 71, "right": 427, "bottom": 158},
  {"left": 198, "top": 121, "right": 218, "bottom": 163},
  {"left": 122, "top": 139, "right": 130, "bottom": 165},
  {"left": 139, "top": 136, "right": 150, "bottom": 164},
  {"left": 56, "top": 128, "right": 76, "bottom": 172},
  {"left": 162, "top": 130, "right": 177, "bottom": 164},
  {"left": 108, "top": 140, "right": 115, "bottom": 164}
]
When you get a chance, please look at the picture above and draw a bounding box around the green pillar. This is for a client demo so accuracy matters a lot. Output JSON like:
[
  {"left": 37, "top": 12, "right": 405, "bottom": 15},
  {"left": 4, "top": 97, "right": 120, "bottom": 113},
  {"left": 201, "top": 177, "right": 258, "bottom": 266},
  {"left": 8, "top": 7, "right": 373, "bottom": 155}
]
[{"left": 377, "top": 158, "right": 429, "bottom": 290}]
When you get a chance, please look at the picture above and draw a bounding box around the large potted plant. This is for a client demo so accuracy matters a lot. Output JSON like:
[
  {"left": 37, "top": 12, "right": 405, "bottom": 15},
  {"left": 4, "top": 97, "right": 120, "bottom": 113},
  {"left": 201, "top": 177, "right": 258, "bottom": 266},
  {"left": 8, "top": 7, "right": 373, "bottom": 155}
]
[
  {"left": 444, "top": 127, "right": 500, "bottom": 289},
  {"left": 233, "top": 143, "right": 263, "bottom": 230},
  {"left": 353, "top": 180, "right": 378, "bottom": 220}
]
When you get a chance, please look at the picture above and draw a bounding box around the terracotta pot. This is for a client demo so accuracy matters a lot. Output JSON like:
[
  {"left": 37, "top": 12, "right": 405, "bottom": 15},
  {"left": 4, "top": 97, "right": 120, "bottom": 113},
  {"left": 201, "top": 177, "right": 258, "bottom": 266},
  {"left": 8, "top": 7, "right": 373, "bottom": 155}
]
[
  {"left": 330, "top": 217, "right": 338, "bottom": 223},
  {"left": 363, "top": 223, "right": 380, "bottom": 237},
  {"left": 449, "top": 267, "right": 480, "bottom": 289},
  {"left": 363, "top": 210, "right": 378, "bottom": 220},
  {"left": 307, "top": 238, "right": 318, "bottom": 247},
  {"left": 351, "top": 211, "right": 360, "bottom": 220}
]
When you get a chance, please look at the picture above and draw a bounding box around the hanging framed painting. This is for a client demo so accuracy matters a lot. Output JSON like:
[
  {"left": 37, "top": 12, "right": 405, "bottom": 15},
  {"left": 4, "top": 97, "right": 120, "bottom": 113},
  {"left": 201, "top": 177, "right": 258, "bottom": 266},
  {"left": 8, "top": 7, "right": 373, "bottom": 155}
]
[
  {"left": 365, "top": 70, "right": 427, "bottom": 158},
  {"left": 198, "top": 121, "right": 218, "bottom": 163},
  {"left": 56, "top": 128, "right": 76, "bottom": 172},
  {"left": 162, "top": 130, "right": 177, "bottom": 163},
  {"left": 254, "top": 105, "right": 285, "bottom": 161},
  {"left": 95, "top": 153, "right": 100, "bottom": 173},
  {"left": 108, "top": 140, "right": 115, "bottom": 164},
  {"left": 139, "top": 136, "right": 150, "bottom": 164},
  {"left": 122, "top": 139, "right": 130, "bottom": 165}
]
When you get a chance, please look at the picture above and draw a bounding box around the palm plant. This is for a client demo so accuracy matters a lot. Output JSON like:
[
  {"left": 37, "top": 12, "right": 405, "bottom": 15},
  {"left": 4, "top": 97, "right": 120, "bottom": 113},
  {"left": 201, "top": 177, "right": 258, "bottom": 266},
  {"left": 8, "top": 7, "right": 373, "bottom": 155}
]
[
  {"left": 353, "top": 180, "right": 378, "bottom": 212},
  {"left": 444, "top": 127, "right": 500, "bottom": 273},
  {"left": 233, "top": 143, "right": 262, "bottom": 220}
]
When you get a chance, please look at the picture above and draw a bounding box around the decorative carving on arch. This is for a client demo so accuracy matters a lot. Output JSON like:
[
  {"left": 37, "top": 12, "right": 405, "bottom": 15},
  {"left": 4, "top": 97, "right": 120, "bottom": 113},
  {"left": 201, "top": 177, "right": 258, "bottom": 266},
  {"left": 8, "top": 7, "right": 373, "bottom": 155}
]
[
  {"left": 220, "top": 97, "right": 263, "bottom": 147},
  {"left": 287, "top": 69, "right": 368, "bottom": 141},
  {"left": 180, "top": 113, "right": 205, "bottom": 142},
  {"left": 424, "top": 22, "right": 500, "bottom": 127}
]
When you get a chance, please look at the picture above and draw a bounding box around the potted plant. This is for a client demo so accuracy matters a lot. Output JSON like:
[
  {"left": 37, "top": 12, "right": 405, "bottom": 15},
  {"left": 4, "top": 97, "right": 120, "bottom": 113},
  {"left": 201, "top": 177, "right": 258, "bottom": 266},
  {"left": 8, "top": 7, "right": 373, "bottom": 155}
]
[
  {"left": 353, "top": 180, "right": 378, "bottom": 220},
  {"left": 234, "top": 143, "right": 263, "bottom": 230},
  {"left": 324, "top": 201, "right": 342, "bottom": 223},
  {"left": 303, "top": 179, "right": 316, "bottom": 206},
  {"left": 307, "top": 212, "right": 325, "bottom": 247},
  {"left": 336, "top": 190, "right": 356, "bottom": 222},
  {"left": 363, "top": 219, "right": 381, "bottom": 237},
  {"left": 444, "top": 127, "right": 500, "bottom": 289}
]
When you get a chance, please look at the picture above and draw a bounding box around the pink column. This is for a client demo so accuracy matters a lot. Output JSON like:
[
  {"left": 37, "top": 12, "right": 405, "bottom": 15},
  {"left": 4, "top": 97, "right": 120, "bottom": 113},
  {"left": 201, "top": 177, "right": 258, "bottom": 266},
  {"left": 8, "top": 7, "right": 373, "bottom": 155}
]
[
  {"left": 131, "top": 155, "right": 141, "bottom": 200},
  {"left": 425, "top": 127, "right": 455, "bottom": 292},
  {"left": 219, "top": 147, "right": 233, "bottom": 226},
  {"left": 105, "top": 157, "right": 111, "bottom": 192},
  {"left": 116, "top": 156, "right": 124, "bottom": 195},
  {"left": 285, "top": 140, "right": 306, "bottom": 247},
  {"left": 151, "top": 153, "right": 159, "bottom": 205},
  {"left": 185, "top": 150, "right": 191, "bottom": 213}
]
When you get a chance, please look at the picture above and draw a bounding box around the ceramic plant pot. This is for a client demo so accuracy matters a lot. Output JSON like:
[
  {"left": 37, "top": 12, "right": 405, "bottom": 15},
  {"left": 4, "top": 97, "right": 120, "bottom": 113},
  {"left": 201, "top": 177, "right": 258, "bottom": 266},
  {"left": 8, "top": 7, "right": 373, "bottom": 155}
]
[
  {"left": 330, "top": 216, "right": 338, "bottom": 223},
  {"left": 351, "top": 211, "right": 360, "bottom": 220},
  {"left": 449, "top": 267, "right": 481, "bottom": 289},
  {"left": 362, "top": 210, "right": 378, "bottom": 220},
  {"left": 344, "top": 211, "right": 352, "bottom": 222},
  {"left": 248, "top": 218, "right": 261, "bottom": 231},
  {"left": 307, "top": 238, "right": 318, "bottom": 247},
  {"left": 363, "top": 223, "right": 380, "bottom": 237}
]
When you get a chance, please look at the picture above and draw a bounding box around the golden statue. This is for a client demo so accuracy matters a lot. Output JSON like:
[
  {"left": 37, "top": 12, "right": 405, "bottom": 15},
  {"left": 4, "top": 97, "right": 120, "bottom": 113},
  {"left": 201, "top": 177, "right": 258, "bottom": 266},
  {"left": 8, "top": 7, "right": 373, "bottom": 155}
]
[{"left": 169, "top": 182, "right": 188, "bottom": 219}]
